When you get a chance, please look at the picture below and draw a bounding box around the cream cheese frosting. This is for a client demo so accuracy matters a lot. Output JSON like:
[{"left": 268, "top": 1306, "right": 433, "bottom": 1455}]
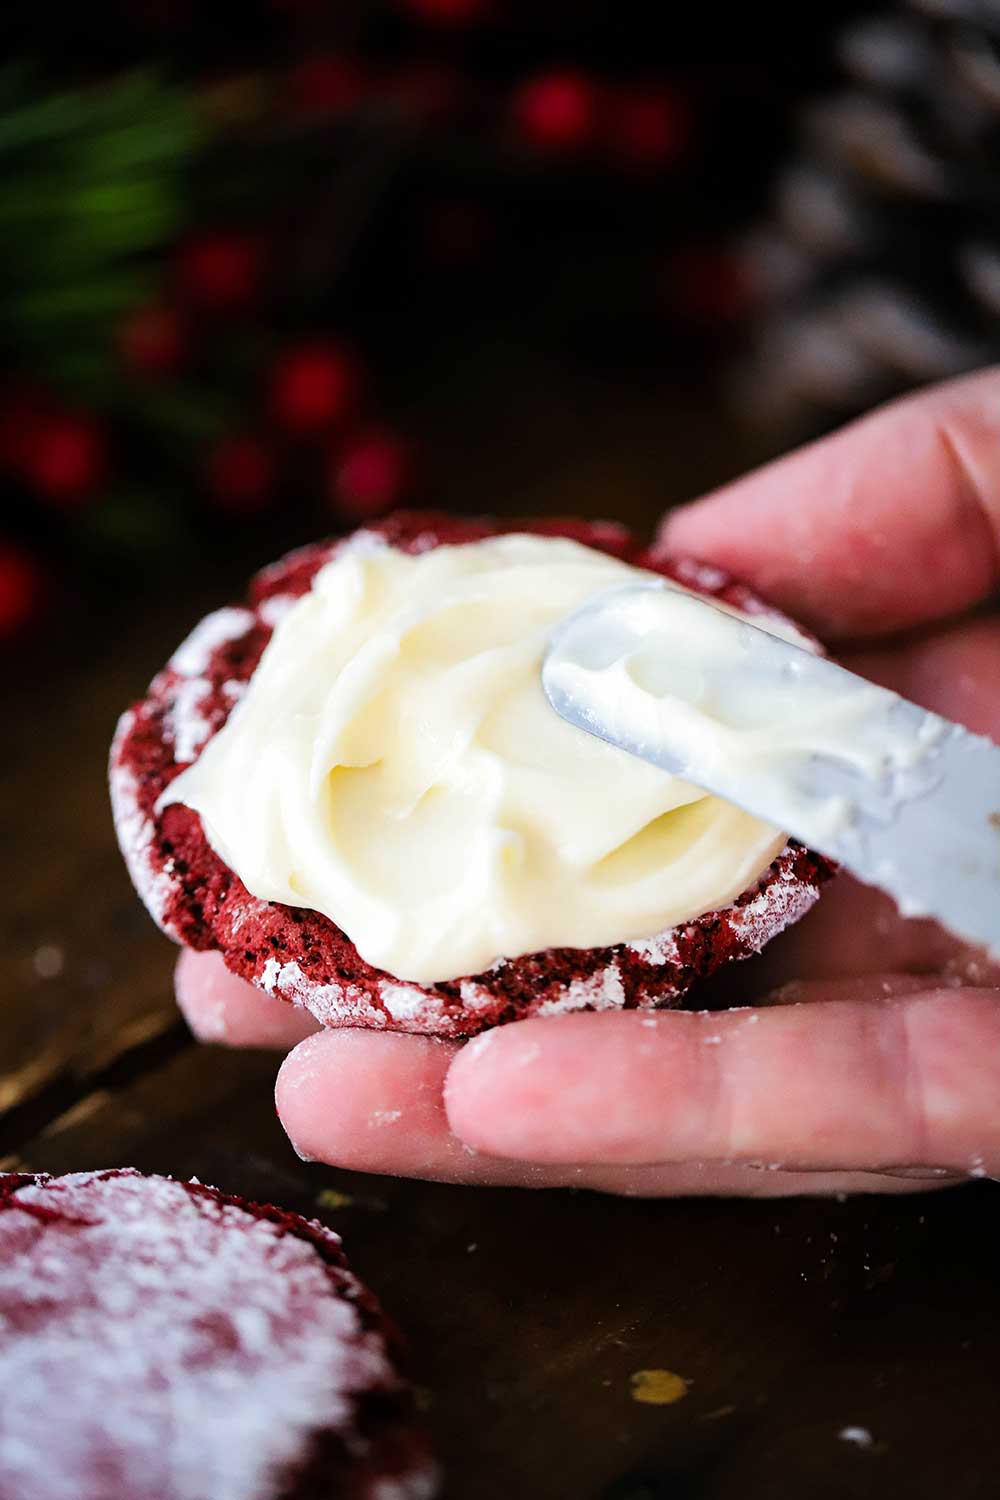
[{"left": 162, "top": 533, "right": 796, "bottom": 983}]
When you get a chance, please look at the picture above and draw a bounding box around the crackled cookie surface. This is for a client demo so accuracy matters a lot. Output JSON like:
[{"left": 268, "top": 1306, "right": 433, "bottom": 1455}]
[{"left": 0, "top": 1169, "right": 437, "bottom": 1500}]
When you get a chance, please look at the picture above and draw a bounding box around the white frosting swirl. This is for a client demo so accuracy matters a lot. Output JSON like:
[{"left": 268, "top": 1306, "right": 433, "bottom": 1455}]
[{"left": 163, "top": 534, "right": 791, "bottom": 983}]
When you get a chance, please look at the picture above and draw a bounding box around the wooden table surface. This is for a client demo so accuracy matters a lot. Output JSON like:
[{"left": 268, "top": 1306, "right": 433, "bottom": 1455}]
[{"left": 5, "top": 353, "right": 999, "bottom": 1500}]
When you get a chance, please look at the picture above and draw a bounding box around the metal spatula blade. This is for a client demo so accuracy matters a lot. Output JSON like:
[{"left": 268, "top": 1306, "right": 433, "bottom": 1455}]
[{"left": 542, "top": 581, "right": 1000, "bottom": 956}]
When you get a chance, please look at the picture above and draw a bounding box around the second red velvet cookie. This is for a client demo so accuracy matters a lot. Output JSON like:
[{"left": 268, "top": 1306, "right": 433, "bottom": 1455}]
[{"left": 0, "top": 1168, "right": 436, "bottom": 1500}]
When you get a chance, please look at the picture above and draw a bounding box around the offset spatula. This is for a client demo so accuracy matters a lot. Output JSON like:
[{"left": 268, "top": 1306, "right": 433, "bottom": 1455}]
[{"left": 542, "top": 580, "right": 1000, "bottom": 956}]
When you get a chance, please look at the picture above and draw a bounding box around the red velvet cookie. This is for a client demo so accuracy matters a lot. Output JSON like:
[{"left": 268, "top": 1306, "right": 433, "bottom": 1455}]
[
  {"left": 0, "top": 1168, "right": 437, "bottom": 1500},
  {"left": 111, "top": 511, "right": 834, "bottom": 1037}
]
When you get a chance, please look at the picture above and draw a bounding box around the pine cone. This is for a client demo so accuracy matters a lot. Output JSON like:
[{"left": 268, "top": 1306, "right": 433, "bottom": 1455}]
[{"left": 735, "top": 0, "right": 1000, "bottom": 436}]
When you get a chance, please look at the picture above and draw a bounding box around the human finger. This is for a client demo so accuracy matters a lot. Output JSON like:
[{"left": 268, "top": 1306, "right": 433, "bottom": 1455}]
[
  {"left": 174, "top": 948, "right": 320, "bottom": 1049},
  {"left": 445, "top": 993, "right": 1000, "bottom": 1175},
  {"left": 658, "top": 367, "right": 1000, "bottom": 638},
  {"left": 274, "top": 1026, "right": 945, "bottom": 1195}
]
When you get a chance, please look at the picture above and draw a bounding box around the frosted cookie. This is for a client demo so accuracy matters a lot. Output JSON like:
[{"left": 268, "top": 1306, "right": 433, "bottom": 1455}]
[
  {"left": 0, "top": 1168, "right": 437, "bottom": 1500},
  {"left": 111, "top": 511, "right": 833, "bottom": 1037}
]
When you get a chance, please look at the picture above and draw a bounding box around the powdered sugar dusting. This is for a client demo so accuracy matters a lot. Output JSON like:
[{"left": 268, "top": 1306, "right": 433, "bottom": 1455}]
[
  {"left": 306, "top": 982, "right": 391, "bottom": 1029},
  {"left": 263, "top": 960, "right": 387, "bottom": 1029},
  {"left": 166, "top": 677, "right": 214, "bottom": 764},
  {"left": 260, "top": 956, "right": 283, "bottom": 993},
  {"left": 457, "top": 981, "right": 498, "bottom": 1012},
  {"left": 127, "top": 800, "right": 821, "bottom": 1041},
  {"left": 669, "top": 557, "right": 729, "bottom": 592},
  {"left": 627, "top": 928, "right": 681, "bottom": 965},
  {"left": 169, "top": 608, "right": 255, "bottom": 677},
  {"left": 729, "top": 859, "right": 821, "bottom": 952},
  {"left": 109, "top": 712, "right": 176, "bottom": 936},
  {"left": 226, "top": 895, "right": 271, "bottom": 936},
  {"left": 537, "top": 961, "right": 626, "bottom": 1017},
  {"left": 405, "top": 529, "right": 449, "bottom": 556},
  {"left": 258, "top": 594, "right": 297, "bottom": 628},
  {"left": 381, "top": 982, "right": 443, "bottom": 1024},
  {"left": 0, "top": 1171, "right": 435, "bottom": 1500}
]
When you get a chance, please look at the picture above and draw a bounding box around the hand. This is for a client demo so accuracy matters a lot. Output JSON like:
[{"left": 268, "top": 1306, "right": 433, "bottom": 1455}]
[{"left": 176, "top": 368, "right": 1000, "bottom": 1195}]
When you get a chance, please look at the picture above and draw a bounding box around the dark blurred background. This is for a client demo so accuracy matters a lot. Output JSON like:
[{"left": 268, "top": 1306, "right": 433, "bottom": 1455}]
[{"left": 3, "top": 0, "right": 1000, "bottom": 650}]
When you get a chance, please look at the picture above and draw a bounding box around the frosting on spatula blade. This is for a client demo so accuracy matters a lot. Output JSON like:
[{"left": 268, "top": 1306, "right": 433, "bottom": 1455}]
[{"left": 544, "top": 582, "right": 1000, "bottom": 957}]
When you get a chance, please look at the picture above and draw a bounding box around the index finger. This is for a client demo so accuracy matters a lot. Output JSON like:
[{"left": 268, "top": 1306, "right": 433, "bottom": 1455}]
[{"left": 658, "top": 367, "right": 1000, "bottom": 639}]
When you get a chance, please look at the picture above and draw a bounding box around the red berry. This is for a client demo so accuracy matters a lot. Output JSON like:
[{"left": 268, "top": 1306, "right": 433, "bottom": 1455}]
[
  {"left": 608, "top": 87, "right": 690, "bottom": 170},
  {"left": 177, "top": 232, "right": 261, "bottom": 313},
  {"left": 25, "top": 414, "right": 107, "bottom": 507},
  {"left": 287, "top": 55, "right": 366, "bottom": 117},
  {"left": 118, "top": 303, "right": 185, "bottom": 376},
  {"left": 512, "top": 70, "right": 599, "bottom": 153},
  {"left": 207, "top": 434, "right": 275, "bottom": 514},
  {"left": 270, "top": 343, "right": 361, "bottom": 435},
  {"left": 401, "top": 0, "right": 487, "bottom": 24},
  {"left": 330, "top": 430, "right": 409, "bottom": 520},
  {"left": 0, "top": 543, "right": 48, "bottom": 643}
]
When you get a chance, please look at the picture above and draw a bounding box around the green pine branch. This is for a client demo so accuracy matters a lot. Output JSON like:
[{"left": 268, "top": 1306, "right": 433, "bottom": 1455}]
[{"left": 0, "top": 67, "right": 203, "bottom": 386}]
